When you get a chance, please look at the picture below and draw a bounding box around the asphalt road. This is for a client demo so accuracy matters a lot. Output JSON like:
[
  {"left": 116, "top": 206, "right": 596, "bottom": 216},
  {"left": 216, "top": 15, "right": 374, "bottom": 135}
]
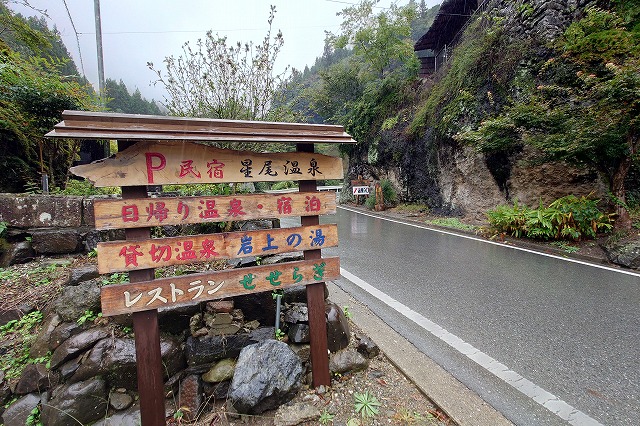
[{"left": 312, "top": 206, "right": 639, "bottom": 426}]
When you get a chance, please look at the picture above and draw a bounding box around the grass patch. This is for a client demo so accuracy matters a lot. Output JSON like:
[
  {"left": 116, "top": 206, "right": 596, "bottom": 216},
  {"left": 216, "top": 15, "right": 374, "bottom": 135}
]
[
  {"left": 395, "top": 203, "right": 429, "bottom": 214},
  {"left": 426, "top": 217, "right": 476, "bottom": 231}
]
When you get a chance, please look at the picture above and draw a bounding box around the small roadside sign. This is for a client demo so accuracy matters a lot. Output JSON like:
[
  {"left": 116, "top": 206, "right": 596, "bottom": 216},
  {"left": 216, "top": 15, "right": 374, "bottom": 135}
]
[{"left": 352, "top": 186, "right": 369, "bottom": 195}]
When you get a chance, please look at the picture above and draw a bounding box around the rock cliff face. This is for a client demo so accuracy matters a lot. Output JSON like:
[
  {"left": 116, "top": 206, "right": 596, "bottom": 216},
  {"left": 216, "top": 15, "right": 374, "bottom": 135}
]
[{"left": 365, "top": 0, "right": 606, "bottom": 217}]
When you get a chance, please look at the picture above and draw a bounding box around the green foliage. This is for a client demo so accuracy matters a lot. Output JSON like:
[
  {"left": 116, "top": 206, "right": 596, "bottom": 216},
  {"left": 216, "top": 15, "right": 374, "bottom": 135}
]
[
  {"left": 105, "top": 78, "right": 161, "bottom": 115},
  {"left": 550, "top": 241, "right": 580, "bottom": 254},
  {"left": 353, "top": 391, "right": 381, "bottom": 418},
  {"left": 274, "top": 328, "right": 286, "bottom": 341},
  {"left": 163, "top": 183, "right": 232, "bottom": 197},
  {"left": 426, "top": 217, "right": 477, "bottom": 231},
  {"left": 25, "top": 405, "right": 42, "bottom": 426},
  {"left": 364, "top": 194, "right": 376, "bottom": 209},
  {"left": 319, "top": 409, "right": 335, "bottom": 425},
  {"left": 487, "top": 196, "right": 613, "bottom": 240},
  {"left": 380, "top": 179, "right": 397, "bottom": 205},
  {"left": 395, "top": 203, "right": 429, "bottom": 214},
  {"left": 51, "top": 179, "right": 120, "bottom": 196},
  {"left": 101, "top": 272, "right": 129, "bottom": 285},
  {"left": 343, "top": 305, "right": 353, "bottom": 319},
  {"left": 0, "top": 310, "right": 47, "bottom": 379},
  {"left": 77, "top": 310, "right": 102, "bottom": 325},
  {"left": 0, "top": 221, "right": 6, "bottom": 237},
  {"left": 271, "top": 181, "right": 298, "bottom": 191},
  {"left": 0, "top": 6, "right": 97, "bottom": 192}
]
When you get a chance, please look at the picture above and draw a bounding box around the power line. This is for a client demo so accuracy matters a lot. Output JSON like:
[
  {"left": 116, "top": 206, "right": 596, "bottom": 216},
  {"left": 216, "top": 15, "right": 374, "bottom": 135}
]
[{"left": 61, "top": 0, "right": 85, "bottom": 76}]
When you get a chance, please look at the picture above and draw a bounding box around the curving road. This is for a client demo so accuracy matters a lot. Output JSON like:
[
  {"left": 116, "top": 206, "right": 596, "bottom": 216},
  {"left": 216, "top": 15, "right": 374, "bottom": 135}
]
[{"left": 315, "top": 206, "right": 639, "bottom": 425}]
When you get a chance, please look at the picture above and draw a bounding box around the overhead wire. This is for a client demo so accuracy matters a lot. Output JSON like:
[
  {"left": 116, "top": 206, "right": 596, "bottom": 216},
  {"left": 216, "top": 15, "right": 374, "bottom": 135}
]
[{"left": 61, "top": 0, "right": 85, "bottom": 76}]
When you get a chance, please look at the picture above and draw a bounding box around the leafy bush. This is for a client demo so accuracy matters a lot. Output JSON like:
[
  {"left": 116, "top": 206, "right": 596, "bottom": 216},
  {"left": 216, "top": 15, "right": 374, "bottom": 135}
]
[
  {"left": 380, "top": 179, "right": 397, "bottom": 206},
  {"left": 271, "top": 181, "right": 298, "bottom": 191},
  {"left": 364, "top": 194, "right": 376, "bottom": 209},
  {"left": 51, "top": 179, "right": 120, "bottom": 196},
  {"left": 487, "top": 196, "right": 613, "bottom": 240}
]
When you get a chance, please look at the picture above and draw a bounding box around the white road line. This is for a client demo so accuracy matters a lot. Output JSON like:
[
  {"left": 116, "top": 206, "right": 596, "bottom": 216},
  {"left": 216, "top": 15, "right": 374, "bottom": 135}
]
[
  {"left": 338, "top": 205, "right": 640, "bottom": 278},
  {"left": 339, "top": 267, "right": 603, "bottom": 426}
]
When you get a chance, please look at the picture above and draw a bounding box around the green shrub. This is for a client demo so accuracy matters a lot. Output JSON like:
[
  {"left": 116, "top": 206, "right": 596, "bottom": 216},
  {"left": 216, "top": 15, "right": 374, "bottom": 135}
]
[
  {"left": 52, "top": 179, "right": 120, "bottom": 196},
  {"left": 380, "top": 179, "right": 397, "bottom": 205},
  {"left": 487, "top": 196, "right": 613, "bottom": 240},
  {"left": 364, "top": 195, "right": 376, "bottom": 209}
]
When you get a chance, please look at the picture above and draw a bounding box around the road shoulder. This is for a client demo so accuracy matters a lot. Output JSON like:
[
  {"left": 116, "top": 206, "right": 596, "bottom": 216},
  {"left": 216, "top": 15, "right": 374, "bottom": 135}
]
[{"left": 329, "top": 281, "right": 514, "bottom": 426}]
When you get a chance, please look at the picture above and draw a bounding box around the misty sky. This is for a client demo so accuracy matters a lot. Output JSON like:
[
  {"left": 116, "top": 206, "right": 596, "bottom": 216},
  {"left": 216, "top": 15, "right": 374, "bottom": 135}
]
[{"left": 10, "top": 0, "right": 440, "bottom": 104}]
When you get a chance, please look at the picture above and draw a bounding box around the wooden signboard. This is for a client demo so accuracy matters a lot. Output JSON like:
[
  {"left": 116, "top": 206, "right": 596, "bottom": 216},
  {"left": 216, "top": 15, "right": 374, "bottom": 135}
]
[
  {"left": 93, "top": 192, "right": 336, "bottom": 230},
  {"left": 101, "top": 257, "right": 340, "bottom": 316},
  {"left": 97, "top": 224, "right": 338, "bottom": 273},
  {"left": 71, "top": 140, "right": 343, "bottom": 187}
]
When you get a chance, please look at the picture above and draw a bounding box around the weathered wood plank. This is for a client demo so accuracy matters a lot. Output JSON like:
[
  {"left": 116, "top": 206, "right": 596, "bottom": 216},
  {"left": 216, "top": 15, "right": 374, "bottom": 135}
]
[
  {"left": 46, "top": 111, "right": 357, "bottom": 144},
  {"left": 100, "top": 257, "right": 340, "bottom": 316},
  {"left": 70, "top": 141, "right": 343, "bottom": 186},
  {"left": 93, "top": 192, "right": 336, "bottom": 230},
  {"left": 97, "top": 224, "right": 338, "bottom": 274}
]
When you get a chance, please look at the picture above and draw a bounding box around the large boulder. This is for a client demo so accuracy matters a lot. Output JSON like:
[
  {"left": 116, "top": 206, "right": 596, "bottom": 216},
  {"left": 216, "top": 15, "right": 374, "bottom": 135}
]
[
  {"left": 42, "top": 377, "right": 108, "bottom": 426},
  {"left": 49, "top": 327, "right": 110, "bottom": 369},
  {"left": 604, "top": 240, "right": 640, "bottom": 269},
  {"left": 229, "top": 339, "right": 303, "bottom": 415},
  {"left": 1, "top": 393, "right": 40, "bottom": 426},
  {"left": 0, "top": 241, "right": 34, "bottom": 267},
  {"left": 13, "top": 364, "right": 57, "bottom": 394},
  {"left": 186, "top": 327, "right": 273, "bottom": 367},
  {"left": 0, "top": 195, "right": 82, "bottom": 228},
  {"left": 30, "top": 228, "right": 81, "bottom": 255},
  {"left": 70, "top": 336, "right": 184, "bottom": 389},
  {"left": 326, "top": 302, "right": 350, "bottom": 352},
  {"left": 29, "top": 314, "right": 61, "bottom": 358},
  {"left": 93, "top": 405, "right": 141, "bottom": 426},
  {"left": 54, "top": 279, "right": 101, "bottom": 322}
]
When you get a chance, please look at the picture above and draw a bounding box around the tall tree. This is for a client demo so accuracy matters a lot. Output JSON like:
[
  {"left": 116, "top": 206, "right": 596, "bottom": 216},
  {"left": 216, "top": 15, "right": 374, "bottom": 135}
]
[{"left": 148, "top": 5, "right": 289, "bottom": 123}]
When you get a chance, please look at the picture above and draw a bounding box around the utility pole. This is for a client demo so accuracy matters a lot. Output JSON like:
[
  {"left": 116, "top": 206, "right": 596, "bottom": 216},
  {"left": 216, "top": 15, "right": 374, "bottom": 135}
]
[
  {"left": 94, "top": 0, "right": 105, "bottom": 105},
  {"left": 93, "top": 0, "right": 109, "bottom": 157}
]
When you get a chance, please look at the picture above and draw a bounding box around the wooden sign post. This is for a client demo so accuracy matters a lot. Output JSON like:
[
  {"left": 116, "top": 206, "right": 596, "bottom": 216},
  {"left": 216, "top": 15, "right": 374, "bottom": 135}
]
[{"left": 48, "top": 111, "right": 357, "bottom": 425}]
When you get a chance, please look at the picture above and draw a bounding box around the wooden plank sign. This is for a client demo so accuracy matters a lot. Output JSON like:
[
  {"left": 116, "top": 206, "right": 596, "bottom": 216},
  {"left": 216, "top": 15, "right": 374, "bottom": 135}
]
[
  {"left": 93, "top": 192, "right": 336, "bottom": 230},
  {"left": 97, "top": 224, "right": 338, "bottom": 273},
  {"left": 70, "top": 140, "right": 343, "bottom": 187},
  {"left": 101, "top": 257, "right": 340, "bottom": 316}
]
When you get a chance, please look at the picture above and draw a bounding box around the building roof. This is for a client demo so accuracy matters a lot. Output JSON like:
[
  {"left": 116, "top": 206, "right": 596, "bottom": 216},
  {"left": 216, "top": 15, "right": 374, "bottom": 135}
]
[{"left": 414, "top": 0, "right": 479, "bottom": 51}]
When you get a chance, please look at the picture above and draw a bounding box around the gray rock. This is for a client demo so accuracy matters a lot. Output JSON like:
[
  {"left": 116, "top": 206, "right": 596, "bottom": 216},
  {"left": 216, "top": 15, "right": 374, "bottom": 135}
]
[
  {"left": 0, "top": 241, "right": 34, "bottom": 267},
  {"left": 203, "top": 380, "right": 231, "bottom": 400},
  {"left": 274, "top": 402, "right": 321, "bottom": 426},
  {"left": 59, "top": 357, "right": 81, "bottom": 380},
  {"left": 355, "top": 333, "right": 380, "bottom": 359},
  {"left": 0, "top": 194, "right": 82, "bottom": 228},
  {"left": 31, "top": 228, "right": 80, "bottom": 254},
  {"left": 1, "top": 393, "right": 40, "bottom": 426},
  {"left": 178, "top": 374, "right": 201, "bottom": 422},
  {"left": 42, "top": 377, "right": 108, "bottom": 426},
  {"left": 604, "top": 241, "right": 640, "bottom": 269},
  {"left": 202, "top": 359, "right": 236, "bottom": 383},
  {"left": 186, "top": 327, "right": 273, "bottom": 367},
  {"left": 48, "top": 322, "right": 86, "bottom": 350},
  {"left": 67, "top": 265, "right": 99, "bottom": 286},
  {"left": 229, "top": 340, "right": 303, "bottom": 415},
  {"left": 109, "top": 391, "right": 134, "bottom": 411},
  {"left": 50, "top": 327, "right": 110, "bottom": 369},
  {"left": 261, "top": 252, "right": 304, "bottom": 265},
  {"left": 326, "top": 302, "right": 350, "bottom": 352},
  {"left": 29, "top": 314, "right": 61, "bottom": 358},
  {"left": 329, "top": 349, "right": 369, "bottom": 375},
  {"left": 288, "top": 323, "right": 310, "bottom": 343},
  {"left": 0, "top": 305, "right": 33, "bottom": 327},
  {"left": 71, "top": 336, "right": 184, "bottom": 389},
  {"left": 54, "top": 279, "right": 101, "bottom": 322},
  {"left": 290, "top": 344, "right": 311, "bottom": 363},
  {"left": 14, "top": 364, "right": 57, "bottom": 395},
  {"left": 93, "top": 404, "right": 141, "bottom": 426},
  {"left": 284, "top": 303, "right": 308, "bottom": 323}
]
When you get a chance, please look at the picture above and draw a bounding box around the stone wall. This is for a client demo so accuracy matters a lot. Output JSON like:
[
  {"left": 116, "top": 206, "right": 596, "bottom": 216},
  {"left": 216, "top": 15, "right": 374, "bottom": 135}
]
[{"left": 0, "top": 194, "right": 113, "bottom": 266}]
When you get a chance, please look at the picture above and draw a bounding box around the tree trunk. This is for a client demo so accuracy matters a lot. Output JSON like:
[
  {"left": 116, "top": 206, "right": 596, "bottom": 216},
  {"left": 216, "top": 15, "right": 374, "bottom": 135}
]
[{"left": 610, "top": 133, "right": 638, "bottom": 229}]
